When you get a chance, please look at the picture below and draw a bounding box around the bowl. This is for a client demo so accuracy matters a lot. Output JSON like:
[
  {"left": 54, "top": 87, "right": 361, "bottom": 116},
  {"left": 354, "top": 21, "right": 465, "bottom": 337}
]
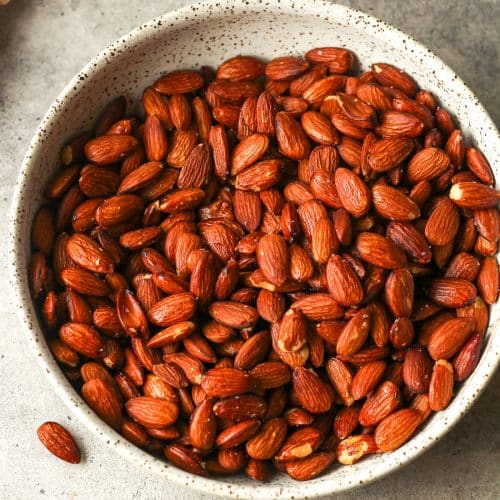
[{"left": 8, "top": 0, "right": 500, "bottom": 497}]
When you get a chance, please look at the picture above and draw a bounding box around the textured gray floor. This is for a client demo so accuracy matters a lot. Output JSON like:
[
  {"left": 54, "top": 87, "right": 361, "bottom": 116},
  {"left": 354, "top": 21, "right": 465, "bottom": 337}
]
[{"left": 0, "top": 1, "right": 499, "bottom": 499}]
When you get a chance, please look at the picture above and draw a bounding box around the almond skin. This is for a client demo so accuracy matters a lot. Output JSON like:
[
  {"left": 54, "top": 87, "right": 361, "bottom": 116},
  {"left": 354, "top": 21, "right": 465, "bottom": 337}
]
[
  {"left": 406, "top": 147, "right": 450, "bottom": 184},
  {"left": 275, "top": 112, "right": 311, "bottom": 160}
]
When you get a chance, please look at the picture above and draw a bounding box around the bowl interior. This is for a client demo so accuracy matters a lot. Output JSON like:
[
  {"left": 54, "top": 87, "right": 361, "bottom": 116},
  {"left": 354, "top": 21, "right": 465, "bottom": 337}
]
[{"left": 10, "top": 0, "right": 500, "bottom": 498}]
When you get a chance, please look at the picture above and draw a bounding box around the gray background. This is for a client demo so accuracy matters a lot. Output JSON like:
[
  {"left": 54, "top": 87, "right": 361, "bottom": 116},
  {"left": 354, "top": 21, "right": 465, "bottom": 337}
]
[{"left": 0, "top": 1, "right": 499, "bottom": 499}]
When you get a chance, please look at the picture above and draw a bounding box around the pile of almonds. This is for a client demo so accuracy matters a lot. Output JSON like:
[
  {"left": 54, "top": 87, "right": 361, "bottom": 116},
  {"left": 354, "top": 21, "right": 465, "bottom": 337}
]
[{"left": 30, "top": 49, "right": 499, "bottom": 481}]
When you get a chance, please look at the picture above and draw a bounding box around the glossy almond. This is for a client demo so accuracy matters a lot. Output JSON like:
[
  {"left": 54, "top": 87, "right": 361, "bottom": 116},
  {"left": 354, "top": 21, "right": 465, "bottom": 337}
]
[{"left": 37, "top": 422, "right": 81, "bottom": 464}]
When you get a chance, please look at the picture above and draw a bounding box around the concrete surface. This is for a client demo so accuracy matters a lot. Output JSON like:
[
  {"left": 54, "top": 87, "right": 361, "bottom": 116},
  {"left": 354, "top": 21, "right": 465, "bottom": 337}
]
[{"left": 0, "top": 1, "right": 499, "bottom": 499}]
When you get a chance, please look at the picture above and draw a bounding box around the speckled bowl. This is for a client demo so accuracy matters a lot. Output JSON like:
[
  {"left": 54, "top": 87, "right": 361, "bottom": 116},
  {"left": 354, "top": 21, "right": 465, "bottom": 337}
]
[{"left": 8, "top": 0, "right": 500, "bottom": 497}]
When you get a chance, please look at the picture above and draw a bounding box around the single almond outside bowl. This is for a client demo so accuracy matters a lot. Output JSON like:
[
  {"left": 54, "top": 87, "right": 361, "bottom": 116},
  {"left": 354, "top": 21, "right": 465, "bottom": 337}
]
[{"left": 8, "top": 0, "right": 500, "bottom": 497}]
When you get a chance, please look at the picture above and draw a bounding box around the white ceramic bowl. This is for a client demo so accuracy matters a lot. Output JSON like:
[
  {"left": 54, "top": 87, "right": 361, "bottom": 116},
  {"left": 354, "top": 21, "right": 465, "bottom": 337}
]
[{"left": 8, "top": 0, "right": 500, "bottom": 497}]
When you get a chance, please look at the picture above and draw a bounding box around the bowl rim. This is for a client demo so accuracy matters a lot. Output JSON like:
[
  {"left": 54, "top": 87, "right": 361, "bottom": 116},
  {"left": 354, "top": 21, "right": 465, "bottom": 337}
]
[{"left": 8, "top": 0, "right": 500, "bottom": 498}]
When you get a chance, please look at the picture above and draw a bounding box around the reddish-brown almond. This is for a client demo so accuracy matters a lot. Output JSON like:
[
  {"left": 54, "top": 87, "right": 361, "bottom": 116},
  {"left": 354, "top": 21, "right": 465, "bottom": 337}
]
[
  {"left": 402, "top": 346, "right": 432, "bottom": 393},
  {"left": 428, "top": 317, "right": 475, "bottom": 360},
  {"left": 449, "top": 182, "right": 500, "bottom": 210},
  {"left": 372, "top": 184, "right": 420, "bottom": 221},
  {"left": 265, "top": 56, "right": 309, "bottom": 81},
  {"left": 425, "top": 197, "right": 460, "bottom": 245},
  {"left": 256, "top": 234, "right": 289, "bottom": 286},
  {"left": 277, "top": 309, "right": 308, "bottom": 353},
  {"left": 371, "top": 63, "right": 417, "bottom": 97},
  {"left": 337, "top": 435, "right": 377, "bottom": 465},
  {"left": 201, "top": 368, "right": 252, "bottom": 397},
  {"left": 466, "top": 147, "right": 494, "bottom": 185},
  {"left": 291, "top": 293, "right": 344, "bottom": 321},
  {"left": 477, "top": 256, "right": 499, "bottom": 304},
  {"left": 386, "top": 221, "right": 431, "bottom": 264},
  {"left": 208, "top": 301, "right": 259, "bottom": 329},
  {"left": 326, "top": 358, "right": 354, "bottom": 406},
  {"left": 234, "top": 159, "right": 283, "bottom": 192},
  {"left": 81, "top": 378, "right": 122, "bottom": 430},
  {"left": 354, "top": 232, "right": 406, "bottom": 269},
  {"left": 351, "top": 360, "right": 386, "bottom": 400},
  {"left": 429, "top": 359, "right": 454, "bottom": 411},
  {"left": 189, "top": 399, "right": 217, "bottom": 452},
  {"left": 275, "top": 112, "right": 311, "bottom": 160},
  {"left": 336, "top": 308, "right": 371, "bottom": 356},
  {"left": 385, "top": 268, "right": 414, "bottom": 317},
  {"left": 376, "top": 111, "right": 424, "bottom": 138},
  {"left": 249, "top": 361, "right": 292, "bottom": 390},
  {"left": 374, "top": 409, "right": 421, "bottom": 451},
  {"left": 292, "top": 367, "right": 333, "bottom": 414},
  {"left": 85, "top": 135, "right": 137, "bottom": 165},
  {"left": 334, "top": 167, "right": 371, "bottom": 218},
  {"left": 148, "top": 293, "right": 197, "bottom": 327},
  {"left": 37, "top": 422, "right": 81, "bottom": 464},
  {"left": 428, "top": 278, "right": 477, "bottom": 308},
  {"left": 125, "top": 396, "right": 179, "bottom": 429},
  {"left": 153, "top": 69, "right": 204, "bottom": 94},
  {"left": 284, "top": 451, "right": 336, "bottom": 481}
]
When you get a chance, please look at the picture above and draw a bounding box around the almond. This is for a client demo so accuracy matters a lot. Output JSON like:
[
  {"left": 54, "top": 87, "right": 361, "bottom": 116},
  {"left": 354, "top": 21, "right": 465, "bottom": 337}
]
[
  {"left": 354, "top": 232, "right": 407, "bottom": 269},
  {"left": 334, "top": 167, "right": 371, "bottom": 218},
  {"left": 359, "top": 380, "right": 401, "bottom": 427},
  {"left": 81, "top": 378, "right": 123, "bottom": 430},
  {"left": 85, "top": 135, "right": 137, "bottom": 165},
  {"left": 374, "top": 409, "right": 421, "bottom": 451},
  {"left": 216, "top": 55, "right": 265, "bottom": 81},
  {"left": 477, "top": 256, "right": 499, "bottom": 304},
  {"left": 265, "top": 56, "right": 309, "bottom": 81},
  {"left": 372, "top": 184, "right": 420, "bottom": 221},
  {"left": 37, "top": 422, "right": 81, "bottom": 464},
  {"left": 293, "top": 367, "right": 333, "bottom": 414},
  {"left": 189, "top": 399, "right": 217, "bottom": 451},
  {"left": 428, "top": 278, "right": 477, "bottom": 308},
  {"left": 429, "top": 359, "right": 454, "bottom": 411},
  {"left": 337, "top": 435, "right": 377, "bottom": 465},
  {"left": 371, "top": 63, "right": 417, "bottom": 97},
  {"left": 425, "top": 197, "right": 460, "bottom": 245},
  {"left": 428, "top": 317, "right": 475, "bottom": 360},
  {"left": 284, "top": 451, "right": 336, "bottom": 481},
  {"left": 256, "top": 234, "right": 289, "bottom": 286},
  {"left": 336, "top": 308, "right": 371, "bottom": 356},
  {"left": 367, "top": 137, "right": 414, "bottom": 173},
  {"left": 201, "top": 368, "right": 252, "bottom": 397},
  {"left": 153, "top": 69, "right": 204, "bottom": 94},
  {"left": 275, "top": 112, "right": 311, "bottom": 160}
]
